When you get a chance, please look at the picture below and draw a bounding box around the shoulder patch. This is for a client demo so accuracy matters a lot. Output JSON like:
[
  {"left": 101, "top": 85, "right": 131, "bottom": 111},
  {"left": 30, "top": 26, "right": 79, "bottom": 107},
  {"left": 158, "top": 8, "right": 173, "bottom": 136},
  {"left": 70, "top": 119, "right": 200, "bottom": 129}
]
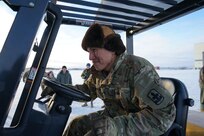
[{"left": 147, "top": 89, "right": 164, "bottom": 105}]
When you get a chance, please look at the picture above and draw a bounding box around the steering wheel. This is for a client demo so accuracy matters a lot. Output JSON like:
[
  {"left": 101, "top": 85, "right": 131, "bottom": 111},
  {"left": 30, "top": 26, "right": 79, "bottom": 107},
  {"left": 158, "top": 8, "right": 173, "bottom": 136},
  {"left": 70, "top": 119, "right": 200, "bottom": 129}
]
[{"left": 43, "top": 78, "right": 91, "bottom": 101}]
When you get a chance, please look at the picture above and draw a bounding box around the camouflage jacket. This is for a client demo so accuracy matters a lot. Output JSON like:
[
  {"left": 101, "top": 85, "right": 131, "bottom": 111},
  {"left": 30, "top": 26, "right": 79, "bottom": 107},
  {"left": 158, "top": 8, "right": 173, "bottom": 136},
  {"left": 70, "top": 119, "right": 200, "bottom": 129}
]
[
  {"left": 200, "top": 67, "right": 204, "bottom": 104},
  {"left": 81, "top": 68, "right": 91, "bottom": 80},
  {"left": 76, "top": 53, "right": 176, "bottom": 135},
  {"left": 200, "top": 67, "right": 204, "bottom": 89}
]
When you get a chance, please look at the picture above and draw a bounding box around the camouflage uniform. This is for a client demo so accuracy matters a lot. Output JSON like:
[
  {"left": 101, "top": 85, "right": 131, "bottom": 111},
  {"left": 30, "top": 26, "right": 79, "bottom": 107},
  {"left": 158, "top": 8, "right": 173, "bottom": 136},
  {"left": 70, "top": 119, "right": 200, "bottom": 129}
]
[
  {"left": 81, "top": 67, "right": 93, "bottom": 107},
  {"left": 81, "top": 68, "right": 92, "bottom": 80},
  {"left": 199, "top": 67, "right": 204, "bottom": 110},
  {"left": 64, "top": 53, "right": 176, "bottom": 136}
]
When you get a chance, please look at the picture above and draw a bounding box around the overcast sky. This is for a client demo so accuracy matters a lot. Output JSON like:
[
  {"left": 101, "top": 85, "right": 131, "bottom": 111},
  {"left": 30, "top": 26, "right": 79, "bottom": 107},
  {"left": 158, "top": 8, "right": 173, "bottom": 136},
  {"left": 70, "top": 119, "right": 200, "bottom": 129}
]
[{"left": 1, "top": 2, "right": 204, "bottom": 68}]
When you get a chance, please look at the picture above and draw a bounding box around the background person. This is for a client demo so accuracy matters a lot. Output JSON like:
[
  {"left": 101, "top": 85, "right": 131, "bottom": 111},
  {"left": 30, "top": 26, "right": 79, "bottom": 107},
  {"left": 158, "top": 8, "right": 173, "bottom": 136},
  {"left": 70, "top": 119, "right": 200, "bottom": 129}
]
[
  {"left": 41, "top": 71, "right": 56, "bottom": 97},
  {"left": 22, "top": 70, "right": 30, "bottom": 82},
  {"left": 57, "top": 66, "right": 72, "bottom": 85},
  {"left": 81, "top": 63, "right": 91, "bottom": 80},
  {"left": 22, "top": 70, "right": 55, "bottom": 99},
  {"left": 199, "top": 66, "right": 204, "bottom": 111},
  {"left": 81, "top": 63, "right": 93, "bottom": 107},
  {"left": 63, "top": 23, "right": 176, "bottom": 136}
]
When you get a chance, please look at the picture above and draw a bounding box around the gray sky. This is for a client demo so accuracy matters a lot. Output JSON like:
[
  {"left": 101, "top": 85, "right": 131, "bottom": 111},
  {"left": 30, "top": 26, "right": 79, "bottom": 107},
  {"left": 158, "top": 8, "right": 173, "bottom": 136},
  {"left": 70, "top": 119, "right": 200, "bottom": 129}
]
[{"left": 1, "top": 2, "right": 204, "bottom": 68}]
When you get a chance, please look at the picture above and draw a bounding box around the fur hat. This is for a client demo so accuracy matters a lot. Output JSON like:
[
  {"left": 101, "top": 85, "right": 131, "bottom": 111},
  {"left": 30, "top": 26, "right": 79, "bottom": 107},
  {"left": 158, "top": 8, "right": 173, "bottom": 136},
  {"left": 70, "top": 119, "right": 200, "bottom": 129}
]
[{"left": 82, "top": 23, "right": 126, "bottom": 55}]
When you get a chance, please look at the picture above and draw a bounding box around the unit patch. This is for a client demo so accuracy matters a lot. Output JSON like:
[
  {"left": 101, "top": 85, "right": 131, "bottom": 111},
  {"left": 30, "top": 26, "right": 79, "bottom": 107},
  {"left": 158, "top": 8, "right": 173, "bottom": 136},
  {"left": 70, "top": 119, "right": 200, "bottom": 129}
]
[{"left": 147, "top": 89, "right": 164, "bottom": 105}]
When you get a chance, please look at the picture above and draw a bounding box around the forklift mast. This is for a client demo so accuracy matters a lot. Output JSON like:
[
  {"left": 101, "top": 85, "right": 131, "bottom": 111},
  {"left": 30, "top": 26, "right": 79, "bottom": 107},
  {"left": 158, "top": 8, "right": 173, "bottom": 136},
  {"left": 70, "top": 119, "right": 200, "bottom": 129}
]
[{"left": 0, "top": 0, "right": 71, "bottom": 135}]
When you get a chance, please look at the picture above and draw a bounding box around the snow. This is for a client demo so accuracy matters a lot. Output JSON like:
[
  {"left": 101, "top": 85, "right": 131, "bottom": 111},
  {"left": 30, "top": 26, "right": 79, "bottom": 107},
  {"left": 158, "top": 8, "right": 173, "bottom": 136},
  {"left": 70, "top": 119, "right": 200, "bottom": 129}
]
[{"left": 5, "top": 69, "right": 201, "bottom": 127}]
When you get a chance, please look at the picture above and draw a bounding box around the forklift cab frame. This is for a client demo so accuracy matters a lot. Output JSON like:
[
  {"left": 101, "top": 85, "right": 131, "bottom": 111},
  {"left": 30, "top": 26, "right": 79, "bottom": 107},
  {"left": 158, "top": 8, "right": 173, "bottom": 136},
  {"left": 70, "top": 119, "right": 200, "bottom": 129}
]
[{"left": 0, "top": 0, "right": 203, "bottom": 135}]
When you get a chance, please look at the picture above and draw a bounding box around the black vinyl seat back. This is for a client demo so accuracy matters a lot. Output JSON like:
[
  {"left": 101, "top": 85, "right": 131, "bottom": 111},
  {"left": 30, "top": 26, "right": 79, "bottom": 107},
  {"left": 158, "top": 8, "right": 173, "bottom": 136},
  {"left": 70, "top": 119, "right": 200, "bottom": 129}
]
[{"left": 161, "top": 77, "right": 194, "bottom": 136}]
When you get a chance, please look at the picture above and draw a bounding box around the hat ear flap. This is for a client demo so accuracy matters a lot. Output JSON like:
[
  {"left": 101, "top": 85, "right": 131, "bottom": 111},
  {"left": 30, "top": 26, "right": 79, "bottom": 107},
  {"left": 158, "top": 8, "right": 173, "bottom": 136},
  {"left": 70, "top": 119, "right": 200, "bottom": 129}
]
[{"left": 104, "top": 34, "right": 126, "bottom": 55}]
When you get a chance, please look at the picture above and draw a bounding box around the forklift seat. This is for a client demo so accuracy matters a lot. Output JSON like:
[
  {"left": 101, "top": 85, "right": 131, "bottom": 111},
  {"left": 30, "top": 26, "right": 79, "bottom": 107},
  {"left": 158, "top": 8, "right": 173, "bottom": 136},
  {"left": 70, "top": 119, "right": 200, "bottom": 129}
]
[{"left": 161, "top": 78, "right": 194, "bottom": 136}]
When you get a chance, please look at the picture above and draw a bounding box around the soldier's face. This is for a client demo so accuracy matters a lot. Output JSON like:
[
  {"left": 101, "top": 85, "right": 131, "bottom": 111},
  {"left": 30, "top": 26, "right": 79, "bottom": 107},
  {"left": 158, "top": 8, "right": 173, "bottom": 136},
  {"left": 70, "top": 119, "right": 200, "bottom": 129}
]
[{"left": 88, "top": 47, "right": 116, "bottom": 71}]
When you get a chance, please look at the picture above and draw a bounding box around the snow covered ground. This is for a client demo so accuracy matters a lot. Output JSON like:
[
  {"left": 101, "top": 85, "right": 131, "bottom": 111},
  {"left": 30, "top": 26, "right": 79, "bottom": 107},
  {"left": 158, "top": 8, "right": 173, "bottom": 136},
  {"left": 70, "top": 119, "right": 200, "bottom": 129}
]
[{"left": 5, "top": 69, "right": 201, "bottom": 126}]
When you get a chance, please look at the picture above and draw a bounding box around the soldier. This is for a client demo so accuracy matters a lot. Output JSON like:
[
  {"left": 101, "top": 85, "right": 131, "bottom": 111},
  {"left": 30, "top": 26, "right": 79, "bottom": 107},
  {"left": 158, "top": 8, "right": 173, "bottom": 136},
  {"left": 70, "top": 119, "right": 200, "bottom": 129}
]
[
  {"left": 199, "top": 66, "right": 204, "bottom": 111},
  {"left": 63, "top": 24, "right": 176, "bottom": 136},
  {"left": 81, "top": 63, "right": 94, "bottom": 107},
  {"left": 81, "top": 63, "right": 92, "bottom": 80}
]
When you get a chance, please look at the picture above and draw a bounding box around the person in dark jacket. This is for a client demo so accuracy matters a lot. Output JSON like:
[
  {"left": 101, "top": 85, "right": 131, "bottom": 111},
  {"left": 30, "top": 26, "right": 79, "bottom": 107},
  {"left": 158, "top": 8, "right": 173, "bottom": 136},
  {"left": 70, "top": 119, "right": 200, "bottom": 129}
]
[{"left": 57, "top": 66, "right": 72, "bottom": 85}]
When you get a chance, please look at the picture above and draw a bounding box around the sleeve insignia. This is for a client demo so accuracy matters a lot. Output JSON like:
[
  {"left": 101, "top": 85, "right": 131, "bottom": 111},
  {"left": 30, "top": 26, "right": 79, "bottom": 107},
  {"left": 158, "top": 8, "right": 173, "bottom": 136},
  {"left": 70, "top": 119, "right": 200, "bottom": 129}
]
[{"left": 147, "top": 89, "right": 164, "bottom": 105}]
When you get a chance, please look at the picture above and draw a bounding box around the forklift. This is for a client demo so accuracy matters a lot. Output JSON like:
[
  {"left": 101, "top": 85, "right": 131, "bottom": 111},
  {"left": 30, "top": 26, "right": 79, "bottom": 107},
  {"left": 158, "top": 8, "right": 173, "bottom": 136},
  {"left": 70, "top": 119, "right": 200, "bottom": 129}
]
[{"left": 0, "top": 0, "right": 202, "bottom": 135}]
